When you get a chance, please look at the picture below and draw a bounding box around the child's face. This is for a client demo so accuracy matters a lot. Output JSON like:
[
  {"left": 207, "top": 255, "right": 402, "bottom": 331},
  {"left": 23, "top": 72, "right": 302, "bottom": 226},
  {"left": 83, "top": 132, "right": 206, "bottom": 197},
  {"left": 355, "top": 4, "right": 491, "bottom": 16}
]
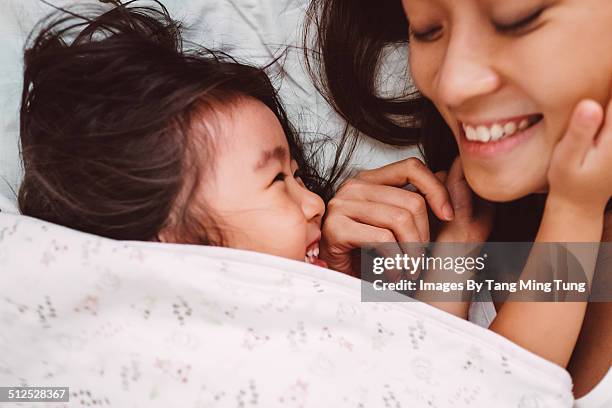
[
  {"left": 403, "top": 0, "right": 612, "bottom": 202},
  {"left": 203, "top": 98, "right": 326, "bottom": 265}
]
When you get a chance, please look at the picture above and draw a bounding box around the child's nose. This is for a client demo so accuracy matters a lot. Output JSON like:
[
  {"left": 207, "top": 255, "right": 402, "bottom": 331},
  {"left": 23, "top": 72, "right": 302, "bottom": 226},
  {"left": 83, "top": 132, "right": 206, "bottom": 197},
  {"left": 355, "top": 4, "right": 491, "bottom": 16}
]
[{"left": 295, "top": 183, "right": 325, "bottom": 222}]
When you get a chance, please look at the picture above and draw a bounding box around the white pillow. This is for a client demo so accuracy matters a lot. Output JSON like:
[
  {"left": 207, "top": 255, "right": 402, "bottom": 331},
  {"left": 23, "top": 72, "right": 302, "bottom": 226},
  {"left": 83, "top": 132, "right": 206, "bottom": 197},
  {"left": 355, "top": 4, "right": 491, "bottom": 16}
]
[{"left": 0, "top": 0, "right": 418, "bottom": 208}]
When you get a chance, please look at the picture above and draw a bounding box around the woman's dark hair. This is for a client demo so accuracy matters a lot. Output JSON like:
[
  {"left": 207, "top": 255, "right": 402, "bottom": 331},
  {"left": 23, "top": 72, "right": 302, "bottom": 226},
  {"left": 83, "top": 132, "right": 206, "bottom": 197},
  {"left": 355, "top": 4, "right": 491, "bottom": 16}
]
[
  {"left": 19, "top": 0, "right": 333, "bottom": 244},
  {"left": 304, "top": 0, "right": 603, "bottom": 241}
]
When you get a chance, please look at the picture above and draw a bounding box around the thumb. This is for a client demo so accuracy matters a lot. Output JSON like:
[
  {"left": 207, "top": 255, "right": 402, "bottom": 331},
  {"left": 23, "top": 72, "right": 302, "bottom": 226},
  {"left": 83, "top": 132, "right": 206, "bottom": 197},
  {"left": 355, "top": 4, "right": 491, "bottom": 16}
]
[
  {"left": 434, "top": 171, "right": 448, "bottom": 184},
  {"left": 446, "top": 157, "right": 473, "bottom": 219},
  {"left": 553, "top": 100, "right": 603, "bottom": 168}
]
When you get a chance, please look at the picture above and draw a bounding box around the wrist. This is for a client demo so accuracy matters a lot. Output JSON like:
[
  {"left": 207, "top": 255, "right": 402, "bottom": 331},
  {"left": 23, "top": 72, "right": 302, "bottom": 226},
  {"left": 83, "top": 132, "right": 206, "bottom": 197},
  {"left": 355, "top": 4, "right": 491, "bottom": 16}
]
[
  {"left": 546, "top": 193, "right": 607, "bottom": 219},
  {"left": 540, "top": 194, "right": 605, "bottom": 242}
]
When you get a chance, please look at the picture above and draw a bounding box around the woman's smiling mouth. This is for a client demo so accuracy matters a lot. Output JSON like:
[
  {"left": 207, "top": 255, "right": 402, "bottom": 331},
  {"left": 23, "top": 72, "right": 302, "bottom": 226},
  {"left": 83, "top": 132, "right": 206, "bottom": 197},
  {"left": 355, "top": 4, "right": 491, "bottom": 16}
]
[{"left": 458, "top": 113, "right": 544, "bottom": 158}]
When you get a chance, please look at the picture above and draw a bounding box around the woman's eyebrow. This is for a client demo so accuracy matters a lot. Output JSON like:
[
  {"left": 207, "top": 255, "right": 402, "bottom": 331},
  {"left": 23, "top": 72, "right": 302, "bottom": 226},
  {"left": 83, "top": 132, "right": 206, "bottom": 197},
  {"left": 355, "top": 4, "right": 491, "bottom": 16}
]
[{"left": 253, "top": 146, "right": 287, "bottom": 171}]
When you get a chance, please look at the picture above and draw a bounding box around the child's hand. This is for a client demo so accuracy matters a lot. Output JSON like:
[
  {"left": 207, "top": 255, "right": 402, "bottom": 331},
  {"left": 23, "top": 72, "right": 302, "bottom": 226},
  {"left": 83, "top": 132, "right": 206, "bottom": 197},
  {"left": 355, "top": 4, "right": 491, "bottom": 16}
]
[
  {"left": 548, "top": 99, "right": 612, "bottom": 212},
  {"left": 434, "top": 157, "right": 495, "bottom": 244},
  {"left": 320, "top": 158, "right": 454, "bottom": 276}
]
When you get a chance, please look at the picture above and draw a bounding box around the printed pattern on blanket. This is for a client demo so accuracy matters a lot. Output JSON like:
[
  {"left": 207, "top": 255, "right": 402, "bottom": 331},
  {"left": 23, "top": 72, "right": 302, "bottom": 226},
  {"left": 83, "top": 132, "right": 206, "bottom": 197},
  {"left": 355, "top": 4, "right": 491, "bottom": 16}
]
[{"left": 0, "top": 213, "right": 573, "bottom": 407}]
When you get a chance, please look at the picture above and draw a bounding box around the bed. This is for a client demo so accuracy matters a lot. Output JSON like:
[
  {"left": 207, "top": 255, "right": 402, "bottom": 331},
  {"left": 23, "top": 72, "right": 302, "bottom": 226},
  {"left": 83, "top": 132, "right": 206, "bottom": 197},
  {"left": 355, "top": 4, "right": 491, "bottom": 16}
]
[{"left": 0, "top": 0, "right": 608, "bottom": 406}]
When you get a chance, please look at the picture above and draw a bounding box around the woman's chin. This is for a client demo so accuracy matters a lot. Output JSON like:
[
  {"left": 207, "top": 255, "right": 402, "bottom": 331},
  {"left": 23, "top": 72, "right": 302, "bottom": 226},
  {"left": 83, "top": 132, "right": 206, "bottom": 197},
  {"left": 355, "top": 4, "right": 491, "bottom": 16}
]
[
  {"left": 466, "top": 172, "right": 549, "bottom": 203},
  {"left": 476, "top": 188, "right": 526, "bottom": 203}
]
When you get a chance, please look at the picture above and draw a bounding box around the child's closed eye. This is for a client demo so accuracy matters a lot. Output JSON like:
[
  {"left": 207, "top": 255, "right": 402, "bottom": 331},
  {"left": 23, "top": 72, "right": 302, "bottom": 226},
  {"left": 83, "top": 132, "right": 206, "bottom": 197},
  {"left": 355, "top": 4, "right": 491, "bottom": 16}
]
[
  {"left": 272, "top": 172, "right": 287, "bottom": 184},
  {"left": 271, "top": 169, "right": 304, "bottom": 186},
  {"left": 293, "top": 168, "right": 304, "bottom": 182}
]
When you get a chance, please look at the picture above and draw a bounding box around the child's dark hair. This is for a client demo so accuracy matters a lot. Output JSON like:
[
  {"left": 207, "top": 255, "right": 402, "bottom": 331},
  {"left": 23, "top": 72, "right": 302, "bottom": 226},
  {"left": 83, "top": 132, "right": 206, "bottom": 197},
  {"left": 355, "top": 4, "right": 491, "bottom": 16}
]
[{"left": 19, "top": 0, "right": 332, "bottom": 244}]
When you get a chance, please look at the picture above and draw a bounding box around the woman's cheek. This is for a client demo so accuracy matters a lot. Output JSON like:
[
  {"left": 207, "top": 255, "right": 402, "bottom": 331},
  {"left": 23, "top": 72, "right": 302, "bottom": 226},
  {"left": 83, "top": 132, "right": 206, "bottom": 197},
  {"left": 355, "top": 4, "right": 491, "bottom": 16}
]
[
  {"left": 408, "top": 47, "right": 440, "bottom": 98},
  {"left": 513, "top": 23, "right": 612, "bottom": 130}
]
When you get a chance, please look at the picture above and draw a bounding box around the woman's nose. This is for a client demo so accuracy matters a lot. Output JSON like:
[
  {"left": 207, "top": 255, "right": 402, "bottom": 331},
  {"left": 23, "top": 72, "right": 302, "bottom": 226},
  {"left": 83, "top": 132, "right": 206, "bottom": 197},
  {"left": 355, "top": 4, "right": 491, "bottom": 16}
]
[{"left": 435, "top": 31, "right": 501, "bottom": 109}]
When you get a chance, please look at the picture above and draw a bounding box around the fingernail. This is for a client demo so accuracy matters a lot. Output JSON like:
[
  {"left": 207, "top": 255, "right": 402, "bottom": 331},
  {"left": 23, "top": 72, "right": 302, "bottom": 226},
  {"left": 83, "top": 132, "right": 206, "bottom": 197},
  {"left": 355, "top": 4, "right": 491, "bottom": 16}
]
[{"left": 443, "top": 203, "right": 454, "bottom": 221}]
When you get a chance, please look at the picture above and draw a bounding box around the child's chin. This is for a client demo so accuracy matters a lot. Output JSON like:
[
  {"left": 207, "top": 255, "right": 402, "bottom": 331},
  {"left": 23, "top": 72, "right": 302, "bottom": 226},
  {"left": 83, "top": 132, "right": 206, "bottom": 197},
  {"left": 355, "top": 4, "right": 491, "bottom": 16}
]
[
  {"left": 304, "top": 257, "right": 328, "bottom": 268},
  {"left": 310, "top": 258, "right": 328, "bottom": 268}
]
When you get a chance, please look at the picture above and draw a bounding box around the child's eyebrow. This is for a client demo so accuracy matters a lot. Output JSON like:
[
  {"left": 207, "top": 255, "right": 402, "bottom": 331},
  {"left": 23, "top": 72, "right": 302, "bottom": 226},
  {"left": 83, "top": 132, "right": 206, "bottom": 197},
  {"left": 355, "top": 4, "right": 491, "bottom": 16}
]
[{"left": 253, "top": 146, "right": 287, "bottom": 171}]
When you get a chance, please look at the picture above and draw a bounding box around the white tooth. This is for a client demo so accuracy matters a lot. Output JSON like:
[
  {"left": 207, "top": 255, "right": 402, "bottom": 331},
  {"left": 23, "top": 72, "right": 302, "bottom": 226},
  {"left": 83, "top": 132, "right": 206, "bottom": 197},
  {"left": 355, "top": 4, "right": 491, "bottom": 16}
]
[
  {"left": 504, "top": 121, "right": 517, "bottom": 136},
  {"left": 314, "top": 247, "right": 319, "bottom": 257},
  {"left": 518, "top": 119, "right": 529, "bottom": 130},
  {"left": 490, "top": 124, "right": 504, "bottom": 141},
  {"left": 307, "top": 249, "right": 313, "bottom": 257},
  {"left": 476, "top": 126, "right": 491, "bottom": 142},
  {"left": 305, "top": 256, "right": 309, "bottom": 263},
  {"left": 465, "top": 126, "right": 477, "bottom": 141}
]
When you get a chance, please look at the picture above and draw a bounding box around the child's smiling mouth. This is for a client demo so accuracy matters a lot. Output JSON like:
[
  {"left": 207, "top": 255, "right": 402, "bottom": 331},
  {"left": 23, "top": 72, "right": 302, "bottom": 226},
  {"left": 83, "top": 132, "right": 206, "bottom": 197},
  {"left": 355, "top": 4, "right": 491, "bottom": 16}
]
[{"left": 305, "top": 240, "right": 327, "bottom": 267}]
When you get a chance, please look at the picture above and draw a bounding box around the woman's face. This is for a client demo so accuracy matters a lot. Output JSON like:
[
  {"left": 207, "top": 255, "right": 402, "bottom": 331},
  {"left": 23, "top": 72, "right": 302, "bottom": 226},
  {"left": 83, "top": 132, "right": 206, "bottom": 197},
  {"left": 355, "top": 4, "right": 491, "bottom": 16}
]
[{"left": 402, "top": 0, "right": 612, "bottom": 201}]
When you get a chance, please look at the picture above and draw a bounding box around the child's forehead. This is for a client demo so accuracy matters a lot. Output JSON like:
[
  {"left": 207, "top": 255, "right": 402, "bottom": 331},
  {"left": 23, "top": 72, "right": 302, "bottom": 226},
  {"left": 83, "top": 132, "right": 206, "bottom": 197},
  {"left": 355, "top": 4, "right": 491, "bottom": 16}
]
[
  {"left": 191, "top": 97, "right": 293, "bottom": 173},
  {"left": 214, "top": 97, "right": 290, "bottom": 153}
]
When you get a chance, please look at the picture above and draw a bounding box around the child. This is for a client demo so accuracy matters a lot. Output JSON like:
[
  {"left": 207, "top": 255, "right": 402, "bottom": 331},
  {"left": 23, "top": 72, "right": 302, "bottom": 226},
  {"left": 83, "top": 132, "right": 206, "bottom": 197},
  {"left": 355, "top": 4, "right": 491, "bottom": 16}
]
[{"left": 19, "top": 1, "right": 332, "bottom": 267}]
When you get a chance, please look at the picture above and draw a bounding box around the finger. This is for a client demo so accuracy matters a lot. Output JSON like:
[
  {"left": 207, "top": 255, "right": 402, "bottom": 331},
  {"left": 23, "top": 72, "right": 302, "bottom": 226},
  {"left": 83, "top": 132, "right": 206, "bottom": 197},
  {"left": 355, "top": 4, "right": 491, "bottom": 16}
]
[
  {"left": 328, "top": 199, "right": 423, "bottom": 243},
  {"left": 446, "top": 157, "right": 464, "bottom": 181},
  {"left": 331, "top": 184, "right": 430, "bottom": 241},
  {"left": 322, "top": 215, "right": 406, "bottom": 281},
  {"left": 335, "top": 178, "right": 369, "bottom": 200},
  {"left": 556, "top": 100, "right": 604, "bottom": 167},
  {"left": 434, "top": 171, "right": 448, "bottom": 184},
  {"left": 473, "top": 195, "right": 496, "bottom": 230},
  {"left": 445, "top": 157, "right": 474, "bottom": 218},
  {"left": 356, "top": 157, "right": 454, "bottom": 221},
  {"left": 595, "top": 97, "right": 612, "bottom": 152},
  {"left": 335, "top": 199, "right": 428, "bottom": 270}
]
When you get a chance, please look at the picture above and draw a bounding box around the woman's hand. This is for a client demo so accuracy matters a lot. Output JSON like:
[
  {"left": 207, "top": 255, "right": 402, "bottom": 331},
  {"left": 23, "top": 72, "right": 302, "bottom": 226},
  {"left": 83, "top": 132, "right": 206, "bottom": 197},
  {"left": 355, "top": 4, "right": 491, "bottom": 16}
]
[
  {"left": 320, "top": 157, "right": 454, "bottom": 277},
  {"left": 548, "top": 99, "right": 612, "bottom": 213},
  {"left": 433, "top": 157, "right": 495, "bottom": 244}
]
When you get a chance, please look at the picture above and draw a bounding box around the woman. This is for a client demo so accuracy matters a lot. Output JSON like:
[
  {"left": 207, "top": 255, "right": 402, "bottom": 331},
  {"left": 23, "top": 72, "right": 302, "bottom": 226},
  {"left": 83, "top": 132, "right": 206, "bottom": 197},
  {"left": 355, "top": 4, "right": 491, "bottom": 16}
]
[{"left": 305, "top": 0, "right": 612, "bottom": 397}]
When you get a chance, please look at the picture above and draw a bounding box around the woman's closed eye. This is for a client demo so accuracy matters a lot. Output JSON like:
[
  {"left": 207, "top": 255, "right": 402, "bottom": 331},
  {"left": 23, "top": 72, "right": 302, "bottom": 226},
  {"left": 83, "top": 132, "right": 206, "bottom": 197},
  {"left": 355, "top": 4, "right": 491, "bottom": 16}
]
[
  {"left": 409, "top": 25, "right": 443, "bottom": 42},
  {"left": 409, "top": 6, "right": 547, "bottom": 42},
  {"left": 493, "top": 6, "right": 546, "bottom": 35}
]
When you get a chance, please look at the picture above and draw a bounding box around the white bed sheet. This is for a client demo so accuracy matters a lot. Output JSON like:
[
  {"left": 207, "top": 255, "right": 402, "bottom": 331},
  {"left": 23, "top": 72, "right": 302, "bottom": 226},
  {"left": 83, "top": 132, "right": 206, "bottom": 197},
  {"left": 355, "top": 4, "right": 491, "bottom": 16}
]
[{"left": 0, "top": 210, "right": 574, "bottom": 407}]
